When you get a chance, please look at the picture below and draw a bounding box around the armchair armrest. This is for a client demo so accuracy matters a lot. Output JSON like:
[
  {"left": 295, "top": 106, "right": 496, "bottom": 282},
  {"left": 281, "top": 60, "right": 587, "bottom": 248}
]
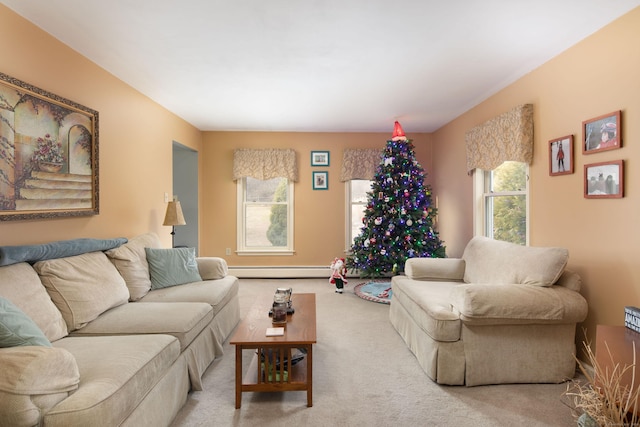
[
  {"left": 405, "top": 258, "right": 465, "bottom": 281},
  {"left": 196, "top": 257, "right": 228, "bottom": 280},
  {"left": 449, "top": 283, "right": 588, "bottom": 324},
  {"left": 0, "top": 346, "right": 79, "bottom": 426}
]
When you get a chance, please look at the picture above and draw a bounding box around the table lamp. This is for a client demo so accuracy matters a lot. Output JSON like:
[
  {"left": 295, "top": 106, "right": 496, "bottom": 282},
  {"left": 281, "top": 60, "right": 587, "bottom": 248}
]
[{"left": 163, "top": 197, "right": 186, "bottom": 247}]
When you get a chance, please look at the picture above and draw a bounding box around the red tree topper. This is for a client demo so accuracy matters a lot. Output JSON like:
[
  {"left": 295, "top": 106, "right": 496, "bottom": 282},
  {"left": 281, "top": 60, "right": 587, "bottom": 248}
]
[{"left": 392, "top": 121, "right": 407, "bottom": 141}]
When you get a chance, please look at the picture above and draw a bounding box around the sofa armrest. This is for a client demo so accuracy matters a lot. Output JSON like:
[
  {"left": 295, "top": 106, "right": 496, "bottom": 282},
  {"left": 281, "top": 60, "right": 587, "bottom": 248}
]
[
  {"left": 405, "top": 258, "right": 465, "bottom": 281},
  {"left": 449, "top": 283, "right": 588, "bottom": 324},
  {"left": 0, "top": 346, "right": 79, "bottom": 426},
  {"left": 196, "top": 257, "right": 228, "bottom": 280}
]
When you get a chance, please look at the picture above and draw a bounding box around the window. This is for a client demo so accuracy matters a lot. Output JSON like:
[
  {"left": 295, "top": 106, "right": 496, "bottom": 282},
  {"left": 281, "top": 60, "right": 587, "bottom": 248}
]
[
  {"left": 346, "top": 180, "right": 372, "bottom": 249},
  {"left": 473, "top": 161, "right": 529, "bottom": 245},
  {"left": 236, "top": 176, "right": 294, "bottom": 255}
]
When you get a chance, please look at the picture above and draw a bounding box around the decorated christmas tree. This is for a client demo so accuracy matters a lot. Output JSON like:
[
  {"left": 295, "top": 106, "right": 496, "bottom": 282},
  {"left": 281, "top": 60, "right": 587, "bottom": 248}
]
[{"left": 347, "top": 121, "right": 445, "bottom": 277}]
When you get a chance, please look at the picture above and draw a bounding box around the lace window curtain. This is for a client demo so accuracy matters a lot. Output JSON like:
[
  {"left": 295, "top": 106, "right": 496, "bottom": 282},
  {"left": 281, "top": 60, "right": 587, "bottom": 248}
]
[
  {"left": 465, "top": 104, "right": 534, "bottom": 174},
  {"left": 233, "top": 149, "right": 299, "bottom": 182},
  {"left": 340, "top": 149, "right": 383, "bottom": 181}
]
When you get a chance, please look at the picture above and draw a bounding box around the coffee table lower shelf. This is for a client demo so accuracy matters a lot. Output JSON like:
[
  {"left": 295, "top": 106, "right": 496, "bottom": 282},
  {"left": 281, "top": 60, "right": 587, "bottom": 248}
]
[{"left": 235, "top": 344, "right": 313, "bottom": 408}]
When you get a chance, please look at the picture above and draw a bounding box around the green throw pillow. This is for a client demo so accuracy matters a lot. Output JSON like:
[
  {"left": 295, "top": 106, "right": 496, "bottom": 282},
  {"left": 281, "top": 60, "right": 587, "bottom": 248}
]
[
  {"left": 145, "top": 247, "right": 202, "bottom": 290},
  {"left": 0, "top": 297, "right": 52, "bottom": 347}
]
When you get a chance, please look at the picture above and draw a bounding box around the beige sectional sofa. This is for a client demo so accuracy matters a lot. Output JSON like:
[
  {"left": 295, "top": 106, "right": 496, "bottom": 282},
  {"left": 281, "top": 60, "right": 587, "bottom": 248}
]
[
  {"left": 390, "top": 236, "right": 588, "bottom": 386},
  {"left": 0, "top": 233, "right": 240, "bottom": 426}
]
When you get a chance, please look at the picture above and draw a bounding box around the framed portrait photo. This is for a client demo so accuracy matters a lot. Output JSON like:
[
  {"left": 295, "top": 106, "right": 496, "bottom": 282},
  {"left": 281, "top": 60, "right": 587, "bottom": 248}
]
[
  {"left": 584, "top": 160, "right": 624, "bottom": 199},
  {"left": 310, "top": 151, "right": 330, "bottom": 166},
  {"left": 312, "top": 171, "right": 328, "bottom": 190},
  {"left": 549, "top": 135, "right": 573, "bottom": 176},
  {"left": 582, "top": 110, "right": 621, "bottom": 154}
]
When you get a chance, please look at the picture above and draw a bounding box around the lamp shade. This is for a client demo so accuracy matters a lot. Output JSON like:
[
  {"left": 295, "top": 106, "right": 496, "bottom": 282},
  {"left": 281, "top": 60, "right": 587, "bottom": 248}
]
[{"left": 163, "top": 201, "right": 186, "bottom": 226}]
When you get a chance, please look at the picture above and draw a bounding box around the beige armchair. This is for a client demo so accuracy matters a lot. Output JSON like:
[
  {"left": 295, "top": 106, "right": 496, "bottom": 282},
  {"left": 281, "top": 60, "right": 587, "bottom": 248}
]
[{"left": 390, "top": 236, "right": 588, "bottom": 386}]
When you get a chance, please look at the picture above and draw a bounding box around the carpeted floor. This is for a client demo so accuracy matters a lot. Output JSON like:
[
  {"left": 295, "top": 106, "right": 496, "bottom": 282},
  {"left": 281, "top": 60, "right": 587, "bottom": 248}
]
[{"left": 170, "top": 278, "right": 580, "bottom": 427}]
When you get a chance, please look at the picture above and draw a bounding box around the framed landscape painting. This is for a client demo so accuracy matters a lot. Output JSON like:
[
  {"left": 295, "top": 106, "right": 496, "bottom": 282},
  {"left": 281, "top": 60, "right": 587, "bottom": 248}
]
[{"left": 0, "top": 72, "right": 99, "bottom": 221}]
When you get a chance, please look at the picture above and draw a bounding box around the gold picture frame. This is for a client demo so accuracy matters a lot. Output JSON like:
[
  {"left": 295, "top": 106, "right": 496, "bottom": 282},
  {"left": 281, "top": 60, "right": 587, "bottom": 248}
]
[{"left": 0, "top": 72, "right": 99, "bottom": 221}]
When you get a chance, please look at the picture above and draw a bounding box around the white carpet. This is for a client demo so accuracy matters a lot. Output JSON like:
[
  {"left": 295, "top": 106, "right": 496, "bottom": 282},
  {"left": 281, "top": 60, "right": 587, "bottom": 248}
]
[{"left": 171, "top": 278, "right": 578, "bottom": 426}]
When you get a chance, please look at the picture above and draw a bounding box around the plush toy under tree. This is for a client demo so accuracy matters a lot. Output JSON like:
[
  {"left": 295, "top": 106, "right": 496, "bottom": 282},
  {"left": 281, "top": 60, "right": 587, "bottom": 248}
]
[{"left": 347, "top": 121, "right": 445, "bottom": 278}]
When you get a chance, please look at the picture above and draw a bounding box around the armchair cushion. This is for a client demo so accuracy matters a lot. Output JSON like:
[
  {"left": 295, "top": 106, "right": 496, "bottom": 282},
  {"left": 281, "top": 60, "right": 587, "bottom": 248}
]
[
  {"left": 462, "top": 236, "right": 568, "bottom": 287},
  {"left": 449, "top": 283, "right": 587, "bottom": 324}
]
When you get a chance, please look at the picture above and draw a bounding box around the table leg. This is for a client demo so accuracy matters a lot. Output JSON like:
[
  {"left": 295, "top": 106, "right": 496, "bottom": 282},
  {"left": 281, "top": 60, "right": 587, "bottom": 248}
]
[
  {"left": 235, "top": 345, "right": 242, "bottom": 409},
  {"left": 307, "top": 345, "right": 313, "bottom": 407}
]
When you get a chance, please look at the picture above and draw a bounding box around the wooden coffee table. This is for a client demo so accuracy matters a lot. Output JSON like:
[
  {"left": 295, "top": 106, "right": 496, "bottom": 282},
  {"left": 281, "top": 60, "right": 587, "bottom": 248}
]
[{"left": 230, "top": 293, "right": 317, "bottom": 408}]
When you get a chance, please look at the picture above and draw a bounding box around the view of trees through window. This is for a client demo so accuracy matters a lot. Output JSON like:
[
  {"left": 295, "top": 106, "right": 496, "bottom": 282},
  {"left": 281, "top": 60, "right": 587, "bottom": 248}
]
[
  {"left": 244, "top": 177, "right": 288, "bottom": 247},
  {"left": 486, "top": 161, "right": 527, "bottom": 245},
  {"left": 349, "top": 180, "right": 372, "bottom": 246}
]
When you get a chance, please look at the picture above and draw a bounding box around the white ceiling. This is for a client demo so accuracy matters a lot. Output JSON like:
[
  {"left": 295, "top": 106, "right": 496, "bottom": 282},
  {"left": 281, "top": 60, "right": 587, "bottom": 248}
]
[{"left": 2, "top": 1, "right": 639, "bottom": 133}]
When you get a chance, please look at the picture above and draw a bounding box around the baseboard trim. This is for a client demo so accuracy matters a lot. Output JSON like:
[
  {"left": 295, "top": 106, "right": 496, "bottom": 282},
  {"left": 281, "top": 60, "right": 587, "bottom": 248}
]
[{"left": 228, "top": 266, "right": 331, "bottom": 278}]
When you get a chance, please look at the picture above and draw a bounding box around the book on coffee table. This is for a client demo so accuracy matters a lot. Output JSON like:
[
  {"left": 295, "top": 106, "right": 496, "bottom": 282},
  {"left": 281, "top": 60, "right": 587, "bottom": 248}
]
[{"left": 266, "top": 327, "right": 285, "bottom": 336}]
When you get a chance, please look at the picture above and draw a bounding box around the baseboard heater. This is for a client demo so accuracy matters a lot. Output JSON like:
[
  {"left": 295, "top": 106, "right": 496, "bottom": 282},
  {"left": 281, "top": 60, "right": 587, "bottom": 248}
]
[{"left": 228, "top": 266, "right": 331, "bottom": 278}]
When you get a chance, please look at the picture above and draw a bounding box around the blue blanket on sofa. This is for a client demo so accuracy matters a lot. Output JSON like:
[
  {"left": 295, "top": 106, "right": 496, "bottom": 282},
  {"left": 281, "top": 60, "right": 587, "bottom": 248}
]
[{"left": 0, "top": 237, "right": 127, "bottom": 267}]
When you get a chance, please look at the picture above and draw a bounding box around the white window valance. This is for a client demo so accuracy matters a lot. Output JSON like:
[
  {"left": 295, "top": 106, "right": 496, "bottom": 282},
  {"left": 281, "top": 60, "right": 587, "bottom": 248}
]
[
  {"left": 233, "top": 148, "right": 298, "bottom": 182},
  {"left": 340, "top": 148, "right": 383, "bottom": 181},
  {"left": 465, "top": 104, "right": 533, "bottom": 173}
]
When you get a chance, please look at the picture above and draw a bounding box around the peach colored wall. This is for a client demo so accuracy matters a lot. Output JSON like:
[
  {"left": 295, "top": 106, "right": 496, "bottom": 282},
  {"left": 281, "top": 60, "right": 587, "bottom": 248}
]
[
  {"left": 431, "top": 7, "right": 640, "bottom": 345},
  {"left": 0, "top": 6, "right": 202, "bottom": 248},
  {"left": 201, "top": 131, "right": 433, "bottom": 266}
]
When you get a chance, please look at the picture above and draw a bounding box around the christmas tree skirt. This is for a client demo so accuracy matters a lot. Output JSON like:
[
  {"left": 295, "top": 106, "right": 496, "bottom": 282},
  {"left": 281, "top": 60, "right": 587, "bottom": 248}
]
[{"left": 354, "top": 281, "right": 392, "bottom": 304}]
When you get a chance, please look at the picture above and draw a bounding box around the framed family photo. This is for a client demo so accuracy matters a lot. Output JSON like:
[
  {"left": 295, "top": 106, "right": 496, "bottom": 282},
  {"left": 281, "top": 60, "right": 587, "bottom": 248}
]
[
  {"left": 549, "top": 135, "right": 573, "bottom": 176},
  {"left": 310, "top": 151, "right": 330, "bottom": 166},
  {"left": 0, "top": 72, "right": 99, "bottom": 221},
  {"left": 312, "top": 171, "right": 328, "bottom": 190},
  {"left": 582, "top": 110, "right": 621, "bottom": 154},
  {"left": 584, "top": 160, "right": 624, "bottom": 199}
]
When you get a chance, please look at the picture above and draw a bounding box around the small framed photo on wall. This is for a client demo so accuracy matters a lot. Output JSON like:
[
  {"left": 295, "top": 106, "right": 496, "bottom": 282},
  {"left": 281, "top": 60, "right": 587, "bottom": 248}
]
[
  {"left": 311, "top": 151, "right": 330, "bottom": 166},
  {"left": 582, "top": 110, "right": 621, "bottom": 154},
  {"left": 584, "top": 160, "right": 624, "bottom": 199},
  {"left": 312, "top": 171, "right": 328, "bottom": 190},
  {"left": 549, "top": 135, "right": 573, "bottom": 176}
]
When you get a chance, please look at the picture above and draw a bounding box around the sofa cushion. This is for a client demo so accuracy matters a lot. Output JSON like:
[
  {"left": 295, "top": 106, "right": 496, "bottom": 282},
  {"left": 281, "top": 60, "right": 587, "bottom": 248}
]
[
  {"left": 145, "top": 247, "right": 202, "bottom": 290},
  {"left": 140, "top": 275, "right": 239, "bottom": 317},
  {"left": 105, "top": 232, "right": 163, "bottom": 301},
  {"left": 0, "top": 297, "right": 51, "bottom": 347},
  {"left": 70, "top": 302, "right": 213, "bottom": 351},
  {"left": 34, "top": 252, "right": 130, "bottom": 331},
  {"left": 462, "top": 236, "right": 568, "bottom": 287},
  {"left": 48, "top": 335, "right": 180, "bottom": 426},
  {"left": 0, "top": 262, "right": 68, "bottom": 342},
  {"left": 391, "top": 276, "right": 461, "bottom": 342}
]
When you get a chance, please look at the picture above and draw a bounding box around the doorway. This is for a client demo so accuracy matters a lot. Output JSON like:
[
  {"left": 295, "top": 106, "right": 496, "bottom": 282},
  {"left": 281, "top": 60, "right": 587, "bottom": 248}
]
[{"left": 172, "top": 141, "right": 198, "bottom": 253}]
